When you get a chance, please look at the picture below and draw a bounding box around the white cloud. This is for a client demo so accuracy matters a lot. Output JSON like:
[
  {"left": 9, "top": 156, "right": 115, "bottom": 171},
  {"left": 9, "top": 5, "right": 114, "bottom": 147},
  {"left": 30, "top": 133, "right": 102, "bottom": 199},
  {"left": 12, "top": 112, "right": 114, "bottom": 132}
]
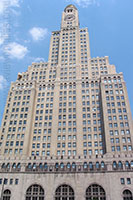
[
  {"left": 0, "top": 1, "right": 5, "bottom": 15},
  {"left": 0, "top": 0, "right": 19, "bottom": 46},
  {"left": 33, "top": 57, "right": 45, "bottom": 63},
  {"left": 0, "top": 32, "right": 6, "bottom": 46},
  {"left": 0, "top": 56, "right": 4, "bottom": 60},
  {"left": 0, "top": 75, "right": 7, "bottom": 90},
  {"left": 0, "top": 36, "right": 5, "bottom": 46},
  {"left": 4, "top": 42, "right": 28, "bottom": 59},
  {"left": 67, "top": 0, "right": 98, "bottom": 7},
  {"left": 10, "top": 0, "right": 20, "bottom": 7},
  {"left": 29, "top": 27, "right": 48, "bottom": 41},
  {"left": 0, "top": 0, "right": 21, "bottom": 15},
  {"left": 0, "top": 23, "right": 10, "bottom": 46}
]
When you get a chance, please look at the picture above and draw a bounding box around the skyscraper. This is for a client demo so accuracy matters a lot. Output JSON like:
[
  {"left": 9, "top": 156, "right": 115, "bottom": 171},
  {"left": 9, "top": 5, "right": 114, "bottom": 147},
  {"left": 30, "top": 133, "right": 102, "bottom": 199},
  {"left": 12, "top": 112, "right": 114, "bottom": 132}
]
[{"left": 0, "top": 4, "right": 133, "bottom": 200}]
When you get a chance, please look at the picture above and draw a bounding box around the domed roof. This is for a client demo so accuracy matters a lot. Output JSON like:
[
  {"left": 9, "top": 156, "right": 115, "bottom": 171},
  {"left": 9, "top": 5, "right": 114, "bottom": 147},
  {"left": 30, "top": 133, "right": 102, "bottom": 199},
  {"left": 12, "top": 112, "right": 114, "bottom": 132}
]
[{"left": 64, "top": 4, "right": 77, "bottom": 12}]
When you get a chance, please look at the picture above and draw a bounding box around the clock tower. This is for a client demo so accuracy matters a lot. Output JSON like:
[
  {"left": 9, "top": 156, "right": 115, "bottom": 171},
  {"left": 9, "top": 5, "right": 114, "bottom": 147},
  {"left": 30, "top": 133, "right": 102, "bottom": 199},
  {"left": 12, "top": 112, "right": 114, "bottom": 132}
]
[
  {"left": 48, "top": 4, "right": 90, "bottom": 67},
  {"left": 61, "top": 4, "right": 79, "bottom": 29}
]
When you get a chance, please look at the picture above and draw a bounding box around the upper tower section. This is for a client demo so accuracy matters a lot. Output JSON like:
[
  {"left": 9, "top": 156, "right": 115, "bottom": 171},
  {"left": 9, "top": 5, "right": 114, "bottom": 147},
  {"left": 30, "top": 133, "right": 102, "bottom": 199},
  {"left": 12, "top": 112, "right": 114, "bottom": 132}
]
[{"left": 61, "top": 5, "right": 79, "bottom": 29}]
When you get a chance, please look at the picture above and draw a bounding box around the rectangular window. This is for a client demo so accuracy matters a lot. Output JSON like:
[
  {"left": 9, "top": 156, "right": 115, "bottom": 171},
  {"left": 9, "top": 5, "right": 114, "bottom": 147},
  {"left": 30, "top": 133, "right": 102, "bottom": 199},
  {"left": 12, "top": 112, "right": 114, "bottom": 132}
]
[
  {"left": 4, "top": 179, "right": 8, "bottom": 185},
  {"left": 127, "top": 178, "right": 131, "bottom": 184},
  {"left": 10, "top": 179, "right": 13, "bottom": 185},
  {"left": 120, "top": 178, "right": 125, "bottom": 185}
]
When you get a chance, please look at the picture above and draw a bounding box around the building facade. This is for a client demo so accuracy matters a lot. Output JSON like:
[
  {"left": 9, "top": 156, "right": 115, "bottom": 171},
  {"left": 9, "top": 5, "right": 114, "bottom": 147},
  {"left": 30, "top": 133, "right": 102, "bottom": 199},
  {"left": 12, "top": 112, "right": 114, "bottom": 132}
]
[{"left": 0, "top": 4, "right": 133, "bottom": 200}]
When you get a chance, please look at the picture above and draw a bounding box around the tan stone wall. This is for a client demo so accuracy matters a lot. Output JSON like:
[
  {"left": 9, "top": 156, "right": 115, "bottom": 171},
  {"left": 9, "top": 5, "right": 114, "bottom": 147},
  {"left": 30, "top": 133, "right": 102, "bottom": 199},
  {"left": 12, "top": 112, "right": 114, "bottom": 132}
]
[{"left": 0, "top": 171, "right": 132, "bottom": 200}]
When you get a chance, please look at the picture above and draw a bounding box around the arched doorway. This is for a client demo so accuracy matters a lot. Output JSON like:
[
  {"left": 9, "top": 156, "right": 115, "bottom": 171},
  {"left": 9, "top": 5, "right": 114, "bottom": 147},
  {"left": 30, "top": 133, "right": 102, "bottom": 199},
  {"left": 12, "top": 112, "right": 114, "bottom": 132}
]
[
  {"left": 3, "top": 189, "right": 11, "bottom": 200},
  {"left": 86, "top": 184, "right": 106, "bottom": 200},
  {"left": 25, "top": 184, "right": 45, "bottom": 200},
  {"left": 123, "top": 189, "right": 133, "bottom": 200},
  {"left": 55, "top": 184, "right": 75, "bottom": 200}
]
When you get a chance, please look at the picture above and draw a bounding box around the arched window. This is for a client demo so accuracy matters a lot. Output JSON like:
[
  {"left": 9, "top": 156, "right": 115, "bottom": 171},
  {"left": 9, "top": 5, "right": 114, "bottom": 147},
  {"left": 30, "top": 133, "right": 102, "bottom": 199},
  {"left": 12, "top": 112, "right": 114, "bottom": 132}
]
[
  {"left": 33, "top": 163, "right": 36, "bottom": 170},
  {"left": 118, "top": 161, "right": 123, "bottom": 169},
  {"left": 101, "top": 161, "right": 105, "bottom": 169},
  {"left": 131, "top": 160, "right": 133, "bottom": 168},
  {"left": 72, "top": 162, "right": 76, "bottom": 169},
  {"left": 27, "top": 163, "right": 32, "bottom": 169},
  {"left": 55, "top": 184, "right": 75, "bottom": 200},
  {"left": 39, "top": 163, "right": 43, "bottom": 170},
  {"left": 89, "top": 162, "right": 93, "bottom": 170},
  {"left": 83, "top": 162, "right": 88, "bottom": 169},
  {"left": 86, "top": 184, "right": 106, "bottom": 200},
  {"left": 113, "top": 161, "right": 117, "bottom": 169},
  {"left": 12, "top": 163, "right": 16, "bottom": 169},
  {"left": 96, "top": 162, "right": 100, "bottom": 169},
  {"left": 6, "top": 163, "right": 10, "bottom": 169},
  {"left": 125, "top": 161, "right": 130, "bottom": 169},
  {"left": 60, "top": 163, "right": 64, "bottom": 169},
  {"left": 1, "top": 163, "right": 6, "bottom": 169},
  {"left": 25, "top": 184, "right": 45, "bottom": 200},
  {"left": 17, "top": 163, "right": 21, "bottom": 169},
  {"left": 123, "top": 189, "right": 133, "bottom": 200},
  {"left": 55, "top": 163, "right": 59, "bottom": 169},
  {"left": 67, "top": 162, "right": 71, "bottom": 169},
  {"left": 3, "top": 189, "right": 11, "bottom": 200},
  {"left": 44, "top": 163, "right": 48, "bottom": 170}
]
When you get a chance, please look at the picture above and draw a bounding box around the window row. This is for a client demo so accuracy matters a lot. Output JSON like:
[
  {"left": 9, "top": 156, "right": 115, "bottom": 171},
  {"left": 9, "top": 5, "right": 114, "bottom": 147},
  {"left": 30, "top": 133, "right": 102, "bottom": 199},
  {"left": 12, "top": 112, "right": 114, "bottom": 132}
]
[
  {"left": 3, "top": 183, "right": 131, "bottom": 200},
  {"left": 1, "top": 160, "right": 133, "bottom": 172}
]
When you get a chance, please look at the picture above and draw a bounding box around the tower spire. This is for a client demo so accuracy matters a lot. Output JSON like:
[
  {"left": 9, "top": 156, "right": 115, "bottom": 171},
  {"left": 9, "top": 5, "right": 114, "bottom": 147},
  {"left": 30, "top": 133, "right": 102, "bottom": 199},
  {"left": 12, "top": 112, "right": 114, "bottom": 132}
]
[{"left": 61, "top": 4, "right": 79, "bottom": 29}]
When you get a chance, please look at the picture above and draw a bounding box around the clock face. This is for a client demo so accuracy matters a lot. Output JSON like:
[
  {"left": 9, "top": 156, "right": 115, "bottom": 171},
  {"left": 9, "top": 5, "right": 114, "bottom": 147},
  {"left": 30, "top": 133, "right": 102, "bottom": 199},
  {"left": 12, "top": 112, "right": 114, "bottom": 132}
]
[{"left": 64, "top": 14, "right": 75, "bottom": 21}]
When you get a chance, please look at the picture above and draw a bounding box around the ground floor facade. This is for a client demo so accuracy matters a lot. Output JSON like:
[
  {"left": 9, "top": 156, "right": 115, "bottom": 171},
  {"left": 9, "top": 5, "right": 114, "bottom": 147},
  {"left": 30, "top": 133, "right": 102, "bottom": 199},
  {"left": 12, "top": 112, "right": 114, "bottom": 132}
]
[
  {"left": 0, "top": 171, "right": 133, "bottom": 200},
  {"left": 0, "top": 154, "right": 133, "bottom": 199}
]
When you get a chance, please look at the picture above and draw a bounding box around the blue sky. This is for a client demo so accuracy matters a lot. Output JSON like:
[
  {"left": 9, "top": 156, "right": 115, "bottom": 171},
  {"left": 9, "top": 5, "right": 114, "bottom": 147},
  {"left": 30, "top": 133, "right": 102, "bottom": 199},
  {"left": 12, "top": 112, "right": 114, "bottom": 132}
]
[{"left": 0, "top": 0, "right": 133, "bottom": 124}]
